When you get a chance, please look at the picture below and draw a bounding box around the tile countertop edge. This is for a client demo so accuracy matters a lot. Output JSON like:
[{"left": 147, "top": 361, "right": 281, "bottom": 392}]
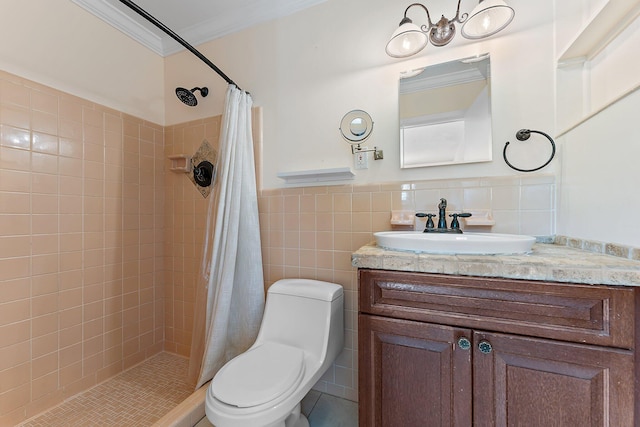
[{"left": 352, "top": 243, "right": 640, "bottom": 287}]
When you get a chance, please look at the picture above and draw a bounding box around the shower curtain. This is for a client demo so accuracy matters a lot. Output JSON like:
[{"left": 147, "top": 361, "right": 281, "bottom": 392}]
[{"left": 188, "top": 85, "right": 265, "bottom": 389}]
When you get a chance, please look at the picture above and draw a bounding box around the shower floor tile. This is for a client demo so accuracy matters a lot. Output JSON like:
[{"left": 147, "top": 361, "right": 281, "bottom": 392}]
[{"left": 20, "top": 352, "right": 193, "bottom": 427}]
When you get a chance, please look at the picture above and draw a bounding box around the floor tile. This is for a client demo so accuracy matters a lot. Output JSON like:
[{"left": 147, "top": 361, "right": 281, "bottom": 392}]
[
  {"left": 301, "top": 389, "right": 322, "bottom": 417},
  {"left": 307, "top": 393, "right": 358, "bottom": 427}
]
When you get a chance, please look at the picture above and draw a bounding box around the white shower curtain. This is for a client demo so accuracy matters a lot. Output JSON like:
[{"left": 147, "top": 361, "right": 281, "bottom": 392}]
[{"left": 193, "top": 85, "right": 265, "bottom": 388}]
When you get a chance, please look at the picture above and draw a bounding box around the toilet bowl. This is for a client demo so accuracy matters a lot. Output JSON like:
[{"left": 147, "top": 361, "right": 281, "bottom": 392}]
[{"left": 205, "top": 278, "right": 344, "bottom": 427}]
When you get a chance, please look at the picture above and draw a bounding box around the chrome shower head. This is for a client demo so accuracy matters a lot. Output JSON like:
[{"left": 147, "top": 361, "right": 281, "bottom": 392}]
[{"left": 175, "top": 86, "right": 209, "bottom": 106}]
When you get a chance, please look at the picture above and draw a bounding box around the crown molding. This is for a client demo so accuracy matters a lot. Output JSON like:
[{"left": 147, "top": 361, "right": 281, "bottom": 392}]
[
  {"left": 72, "top": 0, "right": 326, "bottom": 57},
  {"left": 71, "top": 0, "right": 166, "bottom": 56}
]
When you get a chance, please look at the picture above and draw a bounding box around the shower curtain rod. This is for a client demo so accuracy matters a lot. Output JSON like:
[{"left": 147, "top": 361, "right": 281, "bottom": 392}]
[{"left": 118, "top": 0, "right": 243, "bottom": 92}]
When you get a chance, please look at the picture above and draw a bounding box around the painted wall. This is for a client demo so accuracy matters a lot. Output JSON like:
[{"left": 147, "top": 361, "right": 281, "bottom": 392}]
[
  {"left": 0, "top": 0, "right": 165, "bottom": 125},
  {"left": 557, "top": 89, "right": 640, "bottom": 248},
  {"left": 164, "top": 0, "right": 557, "bottom": 189},
  {"left": 555, "top": 2, "right": 640, "bottom": 248}
]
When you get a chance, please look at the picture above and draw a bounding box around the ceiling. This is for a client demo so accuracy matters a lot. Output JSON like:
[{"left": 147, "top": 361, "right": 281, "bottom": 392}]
[{"left": 71, "top": 0, "right": 326, "bottom": 57}]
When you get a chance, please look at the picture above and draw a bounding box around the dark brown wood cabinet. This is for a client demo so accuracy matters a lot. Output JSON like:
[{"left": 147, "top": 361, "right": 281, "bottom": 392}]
[
  {"left": 359, "top": 315, "right": 472, "bottom": 426},
  {"left": 358, "top": 269, "right": 638, "bottom": 427}
]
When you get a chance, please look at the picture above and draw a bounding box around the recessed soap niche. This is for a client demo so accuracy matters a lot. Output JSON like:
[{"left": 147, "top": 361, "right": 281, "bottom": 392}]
[
  {"left": 168, "top": 139, "right": 218, "bottom": 198},
  {"left": 168, "top": 154, "right": 191, "bottom": 172}
]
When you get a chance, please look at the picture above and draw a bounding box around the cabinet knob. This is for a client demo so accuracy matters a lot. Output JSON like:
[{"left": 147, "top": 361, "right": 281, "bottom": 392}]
[
  {"left": 457, "top": 337, "right": 471, "bottom": 350},
  {"left": 478, "top": 340, "right": 493, "bottom": 354}
]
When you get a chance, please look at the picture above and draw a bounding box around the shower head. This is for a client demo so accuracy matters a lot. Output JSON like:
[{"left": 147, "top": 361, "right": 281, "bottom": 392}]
[{"left": 175, "top": 86, "right": 209, "bottom": 106}]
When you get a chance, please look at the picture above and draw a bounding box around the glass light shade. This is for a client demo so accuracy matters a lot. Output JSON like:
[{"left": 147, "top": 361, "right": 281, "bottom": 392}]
[
  {"left": 385, "top": 22, "right": 428, "bottom": 58},
  {"left": 461, "top": 0, "right": 515, "bottom": 39}
]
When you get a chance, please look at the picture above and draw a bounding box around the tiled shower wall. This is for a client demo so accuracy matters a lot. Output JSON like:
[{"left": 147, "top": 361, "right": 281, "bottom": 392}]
[
  {"left": 0, "top": 70, "right": 165, "bottom": 426},
  {"left": 163, "top": 117, "right": 221, "bottom": 356},
  {"left": 258, "top": 174, "right": 555, "bottom": 401}
]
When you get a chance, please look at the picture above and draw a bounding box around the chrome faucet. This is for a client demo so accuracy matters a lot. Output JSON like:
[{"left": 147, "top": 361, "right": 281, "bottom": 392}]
[{"left": 415, "top": 198, "right": 472, "bottom": 233}]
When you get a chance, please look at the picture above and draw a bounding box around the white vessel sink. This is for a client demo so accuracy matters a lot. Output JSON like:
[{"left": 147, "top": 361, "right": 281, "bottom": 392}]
[{"left": 374, "top": 231, "right": 536, "bottom": 255}]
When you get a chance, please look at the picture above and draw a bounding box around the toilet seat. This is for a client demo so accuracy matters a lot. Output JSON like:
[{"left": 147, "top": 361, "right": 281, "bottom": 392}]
[{"left": 211, "top": 342, "right": 305, "bottom": 408}]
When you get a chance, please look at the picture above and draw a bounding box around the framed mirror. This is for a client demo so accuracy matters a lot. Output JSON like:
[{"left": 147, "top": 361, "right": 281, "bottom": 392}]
[
  {"left": 340, "top": 110, "right": 373, "bottom": 143},
  {"left": 399, "top": 54, "right": 492, "bottom": 168}
]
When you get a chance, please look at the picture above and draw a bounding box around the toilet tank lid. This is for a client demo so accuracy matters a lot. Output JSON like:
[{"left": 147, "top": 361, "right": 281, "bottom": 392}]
[{"left": 269, "top": 279, "right": 343, "bottom": 301}]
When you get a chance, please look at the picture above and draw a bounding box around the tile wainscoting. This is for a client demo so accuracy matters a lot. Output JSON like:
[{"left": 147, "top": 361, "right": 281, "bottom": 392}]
[{"left": 258, "top": 173, "right": 556, "bottom": 401}]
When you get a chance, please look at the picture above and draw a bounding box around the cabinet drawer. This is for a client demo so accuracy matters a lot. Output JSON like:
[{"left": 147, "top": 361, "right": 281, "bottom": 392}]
[{"left": 359, "top": 269, "right": 635, "bottom": 348}]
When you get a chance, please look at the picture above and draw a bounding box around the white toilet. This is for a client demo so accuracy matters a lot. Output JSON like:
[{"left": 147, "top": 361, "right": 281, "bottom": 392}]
[{"left": 205, "top": 278, "right": 344, "bottom": 427}]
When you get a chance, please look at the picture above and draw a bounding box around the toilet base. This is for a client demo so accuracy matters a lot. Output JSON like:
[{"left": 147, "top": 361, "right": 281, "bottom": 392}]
[
  {"left": 284, "top": 406, "right": 309, "bottom": 427},
  {"left": 266, "top": 403, "right": 308, "bottom": 427},
  {"left": 286, "top": 414, "right": 309, "bottom": 427}
]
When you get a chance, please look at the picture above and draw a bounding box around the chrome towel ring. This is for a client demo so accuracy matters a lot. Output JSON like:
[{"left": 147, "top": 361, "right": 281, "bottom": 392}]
[{"left": 503, "top": 129, "right": 556, "bottom": 172}]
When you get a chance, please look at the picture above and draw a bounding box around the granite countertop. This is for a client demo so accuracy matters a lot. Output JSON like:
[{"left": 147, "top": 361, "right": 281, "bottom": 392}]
[{"left": 352, "top": 243, "right": 640, "bottom": 287}]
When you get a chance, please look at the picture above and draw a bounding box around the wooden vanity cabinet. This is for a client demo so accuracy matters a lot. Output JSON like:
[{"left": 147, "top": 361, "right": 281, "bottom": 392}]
[{"left": 358, "top": 269, "right": 638, "bottom": 427}]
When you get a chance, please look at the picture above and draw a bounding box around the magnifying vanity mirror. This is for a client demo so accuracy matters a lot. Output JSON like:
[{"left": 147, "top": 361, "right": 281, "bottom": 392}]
[
  {"left": 340, "top": 110, "right": 374, "bottom": 143},
  {"left": 399, "top": 54, "right": 492, "bottom": 168}
]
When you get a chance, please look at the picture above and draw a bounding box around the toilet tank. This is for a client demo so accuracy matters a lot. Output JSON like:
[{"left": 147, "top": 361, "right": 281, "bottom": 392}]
[{"left": 255, "top": 279, "right": 344, "bottom": 365}]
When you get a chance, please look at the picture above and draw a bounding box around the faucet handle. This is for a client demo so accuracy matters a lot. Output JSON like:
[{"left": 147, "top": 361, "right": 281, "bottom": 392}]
[
  {"left": 416, "top": 212, "right": 436, "bottom": 229},
  {"left": 449, "top": 213, "right": 472, "bottom": 230}
]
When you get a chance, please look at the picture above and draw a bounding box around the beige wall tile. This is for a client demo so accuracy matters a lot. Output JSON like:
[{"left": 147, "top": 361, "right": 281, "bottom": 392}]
[
  {"left": 32, "top": 152, "right": 58, "bottom": 175},
  {"left": 32, "top": 352, "right": 58, "bottom": 380},
  {"left": 0, "top": 341, "right": 30, "bottom": 372},
  {"left": 0, "top": 299, "right": 30, "bottom": 326},
  {"left": 0, "top": 362, "right": 30, "bottom": 394},
  {"left": 31, "top": 332, "right": 57, "bottom": 359},
  {"left": 0, "top": 257, "right": 29, "bottom": 281},
  {"left": 0, "top": 191, "right": 30, "bottom": 214},
  {"left": 0, "top": 145, "right": 31, "bottom": 173},
  {"left": 0, "top": 71, "right": 165, "bottom": 424},
  {"left": 31, "top": 90, "right": 58, "bottom": 115},
  {"left": 31, "top": 273, "right": 58, "bottom": 297},
  {"left": 31, "top": 254, "right": 58, "bottom": 276},
  {"left": 0, "top": 278, "right": 30, "bottom": 304},
  {"left": 0, "top": 170, "right": 30, "bottom": 192},
  {"left": 0, "top": 236, "right": 30, "bottom": 258},
  {"left": 32, "top": 132, "right": 59, "bottom": 155},
  {"left": 1, "top": 80, "right": 30, "bottom": 107},
  {"left": 1, "top": 105, "right": 30, "bottom": 130},
  {"left": 1, "top": 125, "right": 30, "bottom": 150},
  {"left": 32, "top": 214, "right": 58, "bottom": 234},
  {"left": 32, "top": 195, "right": 58, "bottom": 215},
  {"left": 32, "top": 173, "right": 59, "bottom": 194},
  {"left": 31, "top": 371, "right": 58, "bottom": 401}
]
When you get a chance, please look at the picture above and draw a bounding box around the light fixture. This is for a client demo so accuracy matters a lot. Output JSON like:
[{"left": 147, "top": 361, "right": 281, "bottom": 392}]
[
  {"left": 386, "top": 0, "right": 515, "bottom": 58},
  {"left": 461, "top": 0, "right": 515, "bottom": 39}
]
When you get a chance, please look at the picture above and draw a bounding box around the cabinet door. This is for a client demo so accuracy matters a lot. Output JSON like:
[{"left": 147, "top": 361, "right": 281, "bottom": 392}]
[
  {"left": 473, "top": 331, "right": 635, "bottom": 427},
  {"left": 359, "top": 314, "right": 472, "bottom": 427}
]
